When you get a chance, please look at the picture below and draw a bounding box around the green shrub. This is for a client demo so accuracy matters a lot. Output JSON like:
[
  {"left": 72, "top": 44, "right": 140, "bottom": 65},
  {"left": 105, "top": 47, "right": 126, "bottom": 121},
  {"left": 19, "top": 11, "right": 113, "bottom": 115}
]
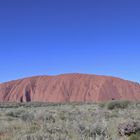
[
  {"left": 20, "top": 113, "right": 34, "bottom": 121},
  {"left": 107, "top": 100, "right": 130, "bottom": 110},
  {"left": 129, "top": 133, "right": 140, "bottom": 140},
  {"left": 99, "top": 102, "right": 106, "bottom": 108},
  {"left": 6, "top": 109, "right": 25, "bottom": 118}
]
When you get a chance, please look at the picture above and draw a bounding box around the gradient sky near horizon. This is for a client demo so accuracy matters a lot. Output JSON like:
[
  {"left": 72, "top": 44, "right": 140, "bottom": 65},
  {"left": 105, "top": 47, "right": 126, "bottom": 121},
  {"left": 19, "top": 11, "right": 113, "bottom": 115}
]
[{"left": 0, "top": 0, "right": 140, "bottom": 83}]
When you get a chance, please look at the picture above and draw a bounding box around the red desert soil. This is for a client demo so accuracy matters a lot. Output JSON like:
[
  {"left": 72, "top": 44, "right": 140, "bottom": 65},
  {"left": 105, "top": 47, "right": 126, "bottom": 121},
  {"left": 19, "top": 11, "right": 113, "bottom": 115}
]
[{"left": 0, "top": 74, "right": 140, "bottom": 102}]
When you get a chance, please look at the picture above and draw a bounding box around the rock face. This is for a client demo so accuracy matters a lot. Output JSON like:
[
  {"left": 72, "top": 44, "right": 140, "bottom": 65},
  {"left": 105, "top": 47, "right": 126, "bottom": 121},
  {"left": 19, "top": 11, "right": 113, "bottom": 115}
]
[{"left": 0, "top": 74, "right": 140, "bottom": 103}]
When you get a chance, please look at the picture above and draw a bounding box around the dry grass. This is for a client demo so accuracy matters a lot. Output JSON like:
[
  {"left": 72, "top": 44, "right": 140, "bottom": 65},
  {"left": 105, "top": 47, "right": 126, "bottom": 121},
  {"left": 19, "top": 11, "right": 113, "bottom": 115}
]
[{"left": 0, "top": 101, "right": 140, "bottom": 140}]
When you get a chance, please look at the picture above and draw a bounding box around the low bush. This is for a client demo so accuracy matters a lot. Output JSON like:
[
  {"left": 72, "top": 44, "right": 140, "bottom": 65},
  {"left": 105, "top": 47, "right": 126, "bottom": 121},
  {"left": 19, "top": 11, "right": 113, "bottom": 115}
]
[
  {"left": 107, "top": 100, "right": 130, "bottom": 110},
  {"left": 6, "top": 109, "right": 25, "bottom": 118},
  {"left": 129, "top": 133, "right": 140, "bottom": 140}
]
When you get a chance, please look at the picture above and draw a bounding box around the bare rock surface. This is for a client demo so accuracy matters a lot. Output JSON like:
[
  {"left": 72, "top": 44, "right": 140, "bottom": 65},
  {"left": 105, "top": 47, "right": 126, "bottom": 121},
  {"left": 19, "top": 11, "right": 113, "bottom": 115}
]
[{"left": 0, "top": 73, "right": 140, "bottom": 102}]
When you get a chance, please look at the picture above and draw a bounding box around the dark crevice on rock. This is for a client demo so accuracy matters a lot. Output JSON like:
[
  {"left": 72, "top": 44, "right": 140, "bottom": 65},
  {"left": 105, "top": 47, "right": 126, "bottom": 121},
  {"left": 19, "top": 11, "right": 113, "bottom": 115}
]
[
  {"left": 25, "top": 90, "right": 31, "bottom": 102},
  {"left": 20, "top": 96, "right": 23, "bottom": 102}
]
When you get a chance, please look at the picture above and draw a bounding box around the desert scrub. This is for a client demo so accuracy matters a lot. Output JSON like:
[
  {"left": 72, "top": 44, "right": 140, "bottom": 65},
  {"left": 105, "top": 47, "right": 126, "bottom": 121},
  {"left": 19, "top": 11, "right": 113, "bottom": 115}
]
[
  {"left": 0, "top": 101, "right": 140, "bottom": 140},
  {"left": 106, "top": 100, "right": 131, "bottom": 110}
]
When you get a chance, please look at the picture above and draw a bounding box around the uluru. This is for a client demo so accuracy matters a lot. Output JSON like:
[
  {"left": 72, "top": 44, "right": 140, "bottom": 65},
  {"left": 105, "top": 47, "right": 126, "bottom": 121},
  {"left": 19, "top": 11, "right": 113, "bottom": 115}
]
[{"left": 0, "top": 73, "right": 140, "bottom": 103}]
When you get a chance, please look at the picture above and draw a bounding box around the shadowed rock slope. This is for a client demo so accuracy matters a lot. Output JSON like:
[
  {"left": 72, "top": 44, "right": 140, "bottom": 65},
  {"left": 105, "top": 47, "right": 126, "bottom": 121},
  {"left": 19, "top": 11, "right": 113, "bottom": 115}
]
[{"left": 0, "top": 74, "right": 140, "bottom": 102}]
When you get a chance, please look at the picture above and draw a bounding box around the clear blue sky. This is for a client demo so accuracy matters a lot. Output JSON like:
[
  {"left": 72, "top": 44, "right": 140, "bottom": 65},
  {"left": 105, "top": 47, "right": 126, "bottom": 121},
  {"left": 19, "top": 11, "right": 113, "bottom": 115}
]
[{"left": 0, "top": 0, "right": 140, "bottom": 83}]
